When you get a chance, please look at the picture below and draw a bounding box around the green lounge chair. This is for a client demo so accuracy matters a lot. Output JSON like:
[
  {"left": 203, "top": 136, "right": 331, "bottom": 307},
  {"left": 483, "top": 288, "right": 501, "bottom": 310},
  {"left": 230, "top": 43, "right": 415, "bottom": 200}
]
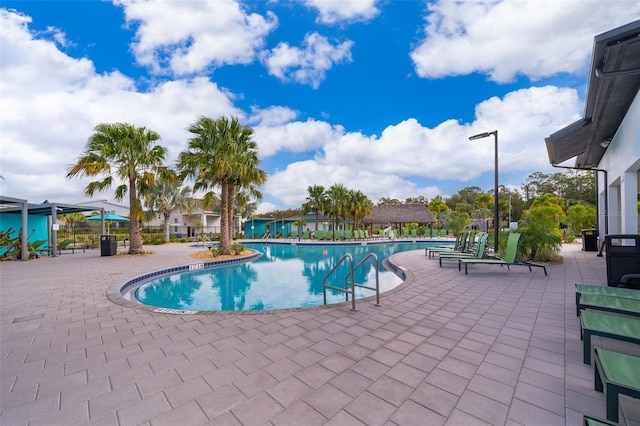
[
  {"left": 593, "top": 347, "right": 640, "bottom": 423},
  {"left": 580, "top": 310, "right": 640, "bottom": 364},
  {"left": 583, "top": 415, "right": 616, "bottom": 426},
  {"left": 302, "top": 231, "right": 310, "bottom": 239},
  {"left": 575, "top": 284, "right": 640, "bottom": 316},
  {"left": 426, "top": 231, "right": 468, "bottom": 258},
  {"left": 458, "top": 233, "right": 548, "bottom": 276},
  {"left": 578, "top": 293, "right": 640, "bottom": 317},
  {"left": 439, "top": 232, "right": 488, "bottom": 267},
  {"left": 411, "top": 229, "right": 417, "bottom": 238},
  {"left": 57, "top": 239, "right": 74, "bottom": 254}
]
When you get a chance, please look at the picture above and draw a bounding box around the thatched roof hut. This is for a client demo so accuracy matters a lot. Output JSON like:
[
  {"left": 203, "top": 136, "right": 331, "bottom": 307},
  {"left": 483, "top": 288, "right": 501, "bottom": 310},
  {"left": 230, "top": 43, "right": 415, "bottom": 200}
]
[{"left": 362, "top": 204, "right": 436, "bottom": 225}]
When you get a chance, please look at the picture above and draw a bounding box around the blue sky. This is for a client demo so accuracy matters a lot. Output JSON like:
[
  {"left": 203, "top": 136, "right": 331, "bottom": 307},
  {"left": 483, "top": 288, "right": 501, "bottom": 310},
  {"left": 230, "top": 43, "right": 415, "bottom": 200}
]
[{"left": 0, "top": 1, "right": 638, "bottom": 212}]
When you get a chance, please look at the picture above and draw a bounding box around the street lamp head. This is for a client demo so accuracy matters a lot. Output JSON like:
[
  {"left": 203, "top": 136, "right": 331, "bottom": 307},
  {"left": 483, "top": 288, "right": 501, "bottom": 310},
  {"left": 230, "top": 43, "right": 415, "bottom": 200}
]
[{"left": 468, "top": 130, "right": 497, "bottom": 140}]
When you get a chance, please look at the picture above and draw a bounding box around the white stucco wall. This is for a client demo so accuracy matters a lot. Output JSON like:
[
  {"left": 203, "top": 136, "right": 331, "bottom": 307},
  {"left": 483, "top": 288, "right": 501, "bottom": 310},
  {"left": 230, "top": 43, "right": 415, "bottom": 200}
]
[{"left": 598, "top": 89, "right": 640, "bottom": 237}]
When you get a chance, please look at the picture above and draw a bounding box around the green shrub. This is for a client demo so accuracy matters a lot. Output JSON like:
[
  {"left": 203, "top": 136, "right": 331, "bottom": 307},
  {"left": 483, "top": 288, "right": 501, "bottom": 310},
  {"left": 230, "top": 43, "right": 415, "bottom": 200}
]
[
  {"left": 210, "top": 247, "right": 221, "bottom": 257},
  {"left": 515, "top": 221, "right": 562, "bottom": 262},
  {"left": 231, "top": 243, "right": 245, "bottom": 255}
]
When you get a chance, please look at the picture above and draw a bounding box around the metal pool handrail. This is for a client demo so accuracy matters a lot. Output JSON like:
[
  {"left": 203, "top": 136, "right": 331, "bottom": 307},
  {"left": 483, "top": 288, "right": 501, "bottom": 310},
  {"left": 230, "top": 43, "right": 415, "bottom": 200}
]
[{"left": 323, "top": 253, "right": 381, "bottom": 311}]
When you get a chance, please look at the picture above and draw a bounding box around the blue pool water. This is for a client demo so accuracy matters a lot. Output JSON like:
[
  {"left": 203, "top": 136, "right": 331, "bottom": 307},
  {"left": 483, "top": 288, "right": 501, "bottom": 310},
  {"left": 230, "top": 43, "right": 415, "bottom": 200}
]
[{"left": 135, "top": 242, "right": 447, "bottom": 311}]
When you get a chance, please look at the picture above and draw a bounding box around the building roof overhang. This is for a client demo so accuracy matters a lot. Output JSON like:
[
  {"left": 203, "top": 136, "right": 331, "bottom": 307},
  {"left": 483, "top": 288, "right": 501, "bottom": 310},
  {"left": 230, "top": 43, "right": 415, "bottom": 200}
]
[{"left": 545, "top": 20, "right": 640, "bottom": 168}]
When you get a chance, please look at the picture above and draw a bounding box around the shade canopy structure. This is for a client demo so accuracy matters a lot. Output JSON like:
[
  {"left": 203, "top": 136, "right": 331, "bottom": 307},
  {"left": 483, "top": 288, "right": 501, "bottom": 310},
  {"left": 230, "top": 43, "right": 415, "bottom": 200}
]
[
  {"left": 86, "top": 212, "right": 129, "bottom": 234},
  {"left": 86, "top": 212, "right": 129, "bottom": 222}
]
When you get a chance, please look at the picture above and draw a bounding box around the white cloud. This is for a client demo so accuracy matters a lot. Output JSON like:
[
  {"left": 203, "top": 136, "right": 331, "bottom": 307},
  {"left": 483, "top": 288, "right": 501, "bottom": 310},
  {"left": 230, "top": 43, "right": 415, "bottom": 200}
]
[
  {"left": 249, "top": 105, "right": 298, "bottom": 127},
  {"left": 253, "top": 119, "right": 344, "bottom": 156},
  {"left": 303, "top": 0, "right": 380, "bottom": 24},
  {"left": 411, "top": 0, "right": 639, "bottom": 82},
  {"left": 0, "top": 9, "right": 240, "bottom": 204},
  {"left": 260, "top": 85, "right": 582, "bottom": 207},
  {"left": 114, "top": 0, "right": 277, "bottom": 75},
  {"left": 262, "top": 32, "right": 353, "bottom": 88}
]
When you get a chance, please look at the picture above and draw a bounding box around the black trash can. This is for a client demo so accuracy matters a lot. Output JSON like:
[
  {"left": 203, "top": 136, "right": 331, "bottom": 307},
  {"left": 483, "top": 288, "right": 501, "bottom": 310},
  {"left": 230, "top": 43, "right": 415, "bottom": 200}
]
[
  {"left": 581, "top": 229, "right": 598, "bottom": 251},
  {"left": 604, "top": 234, "right": 640, "bottom": 287},
  {"left": 100, "top": 235, "right": 117, "bottom": 256}
]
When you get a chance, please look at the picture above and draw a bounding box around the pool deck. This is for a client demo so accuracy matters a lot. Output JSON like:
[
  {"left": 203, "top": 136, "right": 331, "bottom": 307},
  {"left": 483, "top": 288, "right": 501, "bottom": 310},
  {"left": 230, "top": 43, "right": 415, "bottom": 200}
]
[{"left": 1, "top": 240, "right": 639, "bottom": 425}]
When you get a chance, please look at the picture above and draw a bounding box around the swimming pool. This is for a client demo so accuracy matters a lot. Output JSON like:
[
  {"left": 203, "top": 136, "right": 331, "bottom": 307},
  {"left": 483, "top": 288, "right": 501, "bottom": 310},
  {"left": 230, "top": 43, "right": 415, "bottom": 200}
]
[{"left": 133, "top": 242, "right": 447, "bottom": 312}]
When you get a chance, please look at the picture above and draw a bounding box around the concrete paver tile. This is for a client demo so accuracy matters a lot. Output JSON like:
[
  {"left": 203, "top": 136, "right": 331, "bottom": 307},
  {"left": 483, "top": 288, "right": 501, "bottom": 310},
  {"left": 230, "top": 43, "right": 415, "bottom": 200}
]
[
  {"left": 150, "top": 400, "right": 208, "bottom": 426},
  {"left": 437, "top": 356, "right": 477, "bottom": 380},
  {"left": 345, "top": 391, "right": 396, "bottom": 426},
  {"left": 444, "top": 408, "right": 494, "bottom": 426},
  {"left": 367, "top": 375, "right": 413, "bottom": 407},
  {"left": 329, "top": 369, "right": 373, "bottom": 397},
  {"left": 391, "top": 399, "right": 446, "bottom": 426},
  {"left": 324, "top": 410, "right": 366, "bottom": 426},
  {"left": 229, "top": 392, "right": 284, "bottom": 425},
  {"left": 116, "top": 391, "right": 172, "bottom": 425},
  {"left": 304, "top": 383, "right": 351, "bottom": 418},
  {"left": 271, "top": 400, "right": 327, "bottom": 426},
  {"left": 267, "top": 376, "right": 313, "bottom": 408},
  {"left": 163, "top": 376, "right": 212, "bottom": 408},
  {"left": 457, "top": 389, "right": 509, "bottom": 424},
  {"left": 507, "top": 398, "right": 564, "bottom": 426},
  {"left": 195, "top": 383, "right": 246, "bottom": 419},
  {"left": 385, "top": 362, "right": 429, "bottom": 388},
  {"left": 519, "top": 367, "right": 565, "bottom": 396},
  {"left": 202, "top": 364, "right": 245, "bottom": 390},
  {"left": 425, "top": 367, "right": 469, "bottom": 396},
  {"left": 233, "top": 369, "right": 278, "bottom": 399},
  {"left": 410, "top": 382, "right": 458, "bottom": 417}
]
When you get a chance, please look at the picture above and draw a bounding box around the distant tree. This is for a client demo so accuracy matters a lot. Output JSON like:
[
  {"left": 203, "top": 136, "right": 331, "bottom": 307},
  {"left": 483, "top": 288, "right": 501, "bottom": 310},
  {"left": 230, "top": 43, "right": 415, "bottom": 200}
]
[
  {"left": 447, "top": 211, "right": 472, "bottom": 236},
  {"left": 564, "top": 203, "right": 596, "bottom": 239},
  {"left": 455, "top": 202, "right": 473, "bottom": 214},
  {"left": 405, "top": 195, "right": 428, "bottom": 205},
  {"left": 446, "top": 186, "right": 483, "bottom": 210},
  {"left": 378, "top": 197, "right": 401, "bottom": 205},
  {"left": 59, "top": 212, "right": 86, "bottom": 241},
  {"left": 66, "top": 122, "right": 170, "bottom": 254},
  {"left": 144, "top": 175, "right": 195, "bottom": 243}
]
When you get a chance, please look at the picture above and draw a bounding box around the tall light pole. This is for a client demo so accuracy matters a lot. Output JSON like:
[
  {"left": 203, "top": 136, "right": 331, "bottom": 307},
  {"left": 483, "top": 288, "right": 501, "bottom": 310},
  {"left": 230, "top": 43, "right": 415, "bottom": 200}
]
[{"left": 469, "top": 130, "right": 499, "bottom": 254}]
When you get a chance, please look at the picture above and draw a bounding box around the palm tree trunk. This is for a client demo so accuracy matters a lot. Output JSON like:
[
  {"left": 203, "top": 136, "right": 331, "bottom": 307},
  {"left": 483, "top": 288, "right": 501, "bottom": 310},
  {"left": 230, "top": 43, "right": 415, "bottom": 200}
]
[
  {"left": 163, "top": 211, "right": 171, "bottom": 243},
  {"left": 227, "top": 183, "right": 236, "bottom": 242},
  {"left": 129, "top": 178, "right": 144, "bottom": 254},
  {"left": 219, "top": 180, "right": 231, "bottom": 255}
]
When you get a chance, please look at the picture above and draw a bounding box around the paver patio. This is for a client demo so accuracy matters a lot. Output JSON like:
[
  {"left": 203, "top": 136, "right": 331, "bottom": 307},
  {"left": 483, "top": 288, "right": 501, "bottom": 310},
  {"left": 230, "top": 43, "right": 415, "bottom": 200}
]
[{"left": 1, "top": 241, "right": 639, "bottom": 425}]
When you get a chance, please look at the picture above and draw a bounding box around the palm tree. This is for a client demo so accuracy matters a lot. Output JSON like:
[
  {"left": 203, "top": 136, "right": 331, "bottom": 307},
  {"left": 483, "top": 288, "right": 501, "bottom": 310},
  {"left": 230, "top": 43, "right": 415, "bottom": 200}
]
[
  {"left": 145, "top": 175, "right": 195, "bottom": 243},
  {"left": 226, "top": 120, "right": 266, "bottom": 240},
  {"left": 326, "top": 184, "right": 348, "bottom": 239},
  {"left": 66, "top": 123, "right": 169, "bottom": 254},
  {"left": 348, "top": 189, "right": 372, "bottom": 230},
  {"left": 302, "top": 185, "right": 327, "bottom": 231},
  {"left": 178, "top": 116, "right": 265, "bottom": 255}
]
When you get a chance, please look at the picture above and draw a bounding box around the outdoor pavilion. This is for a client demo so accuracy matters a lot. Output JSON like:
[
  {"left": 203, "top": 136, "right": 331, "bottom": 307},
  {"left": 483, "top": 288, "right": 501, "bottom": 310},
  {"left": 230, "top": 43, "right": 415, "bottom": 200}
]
[
  {"left": 362, "top": 203, "right": 437, "bottom": 235},
  {"left": 0, "top": 197, "right": 105, "bottom": 259}
]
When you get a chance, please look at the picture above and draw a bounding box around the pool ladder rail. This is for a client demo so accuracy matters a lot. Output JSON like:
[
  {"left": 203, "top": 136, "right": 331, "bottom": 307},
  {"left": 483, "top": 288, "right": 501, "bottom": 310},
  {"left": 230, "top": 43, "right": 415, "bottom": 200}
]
[{"left": 322, "top": 253, "right": 381, "bottom": 311}]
